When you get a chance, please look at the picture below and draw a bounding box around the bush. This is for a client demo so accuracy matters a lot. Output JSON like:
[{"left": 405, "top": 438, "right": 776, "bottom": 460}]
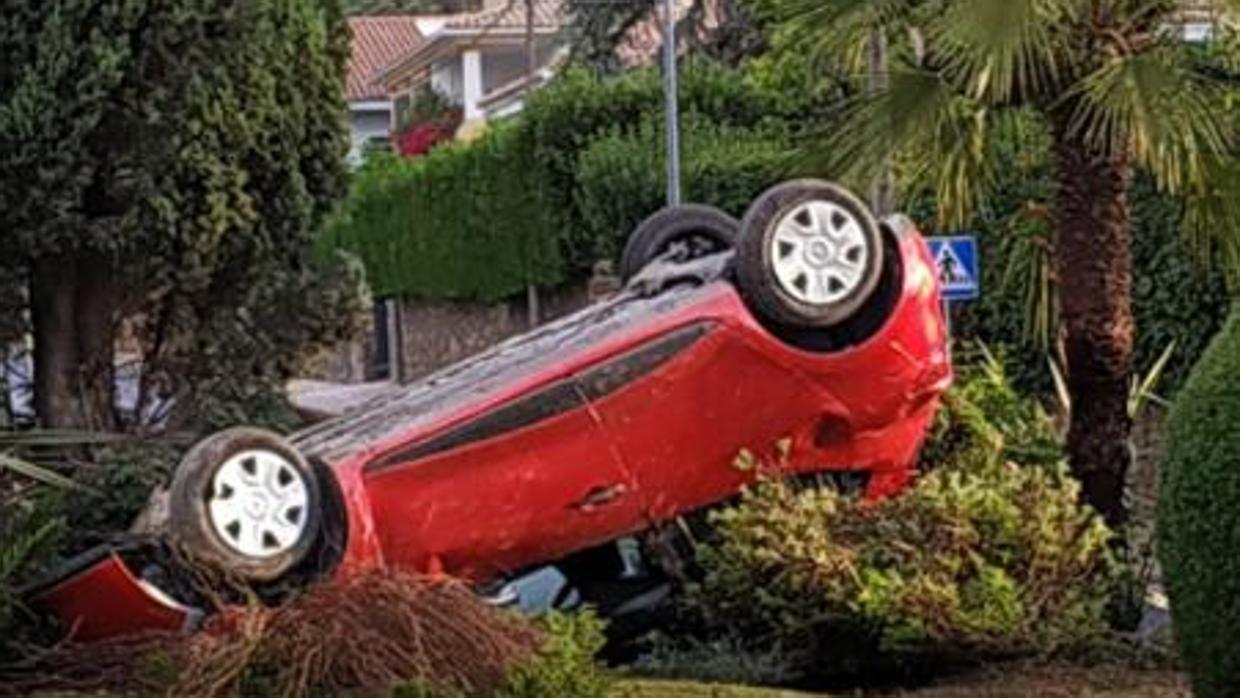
[
  {"left": 574, "top": 116, "right": 799, "bottom": 261},
  {"left": 322, "top": 125, "right": 561, "bottom": 302},
  {"left": 1158, "top": 306, "right": 1240, "bottom": 698},
  {"left": 491, "top": 611, "right": 611, "bottom": 698},
  {"left": 323, "top": 62, "right": 820, "bottom": 301},
  {"left": 679, "top": 354, "right": 1114, "bottom": 681}
]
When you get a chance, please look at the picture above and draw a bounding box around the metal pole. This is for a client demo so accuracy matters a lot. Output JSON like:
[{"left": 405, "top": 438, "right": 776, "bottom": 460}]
[
  {"left": 662, "top": 0, "right": 681, "bottom": 206},
  {"left": 524, "top": 0, "right": 541, "bottom": 326}
]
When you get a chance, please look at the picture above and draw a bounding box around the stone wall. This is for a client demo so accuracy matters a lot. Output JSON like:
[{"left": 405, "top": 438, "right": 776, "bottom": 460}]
[{"left": 396, "top": 281, "right": 593, "bottom": 382}]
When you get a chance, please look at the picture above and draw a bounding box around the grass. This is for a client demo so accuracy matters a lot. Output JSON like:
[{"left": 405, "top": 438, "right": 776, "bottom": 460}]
[{"left": 617, "top": 664, "right": 1189, "bottom": 698}]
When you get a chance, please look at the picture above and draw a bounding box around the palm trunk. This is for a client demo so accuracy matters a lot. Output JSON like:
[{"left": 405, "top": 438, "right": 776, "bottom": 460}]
[{"left": 1050, "top": 115, "right": 1136, "bottom": 530}]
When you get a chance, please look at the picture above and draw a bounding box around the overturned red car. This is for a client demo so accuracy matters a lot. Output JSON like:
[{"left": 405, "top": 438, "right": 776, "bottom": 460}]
[{"left": 29, "top": 180, "right": 951, "bottom": 641}]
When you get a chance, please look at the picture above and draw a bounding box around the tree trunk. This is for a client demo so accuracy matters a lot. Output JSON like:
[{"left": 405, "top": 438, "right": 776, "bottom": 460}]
[
  {"left": 29, "top": 254, "right": 118, "bottom": 430},
  {"left": 76, "top": 253, "right": 119, "bottom": 430},
  {"left": 31, "top": 256, "right": 85, "bottom": 429},
  {"left": 1050, "top": 115, "right": 1135, "bottom": 531}
]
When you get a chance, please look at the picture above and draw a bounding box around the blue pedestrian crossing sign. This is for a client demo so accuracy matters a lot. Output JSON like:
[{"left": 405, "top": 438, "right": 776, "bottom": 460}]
[{"left": 927, "top": 236, "right": 980, "bottom": 301}]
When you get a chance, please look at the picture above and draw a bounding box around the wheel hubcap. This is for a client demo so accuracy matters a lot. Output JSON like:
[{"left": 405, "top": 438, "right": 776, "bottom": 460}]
[
  {"left": 208, "top": 450, "right": 309, "bottom": 559},
  {"left": 769, "top": 201, "right": 869, "bottom": 306}
]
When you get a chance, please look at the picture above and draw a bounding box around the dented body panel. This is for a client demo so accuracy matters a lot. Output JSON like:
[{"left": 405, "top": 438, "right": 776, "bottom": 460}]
[
  {"left": 28, "top": 549, "right": 196, "bottom": 642},
  {"left": 32, "top": 218, "right": 950, "bottom": 639}
]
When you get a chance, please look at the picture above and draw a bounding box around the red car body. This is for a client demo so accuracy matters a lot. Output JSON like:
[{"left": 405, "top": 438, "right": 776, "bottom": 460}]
[{"left": 30, "top": 215, "right": 951, "bottom": 641}]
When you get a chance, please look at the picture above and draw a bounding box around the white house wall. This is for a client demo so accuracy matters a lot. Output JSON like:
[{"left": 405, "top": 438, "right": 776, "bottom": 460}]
[{"left": 349, "top": 106, "right": 393, "bottom": 166}]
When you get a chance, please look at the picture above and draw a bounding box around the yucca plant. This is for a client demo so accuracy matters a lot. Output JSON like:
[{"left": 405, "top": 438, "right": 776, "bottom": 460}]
[{"left": 766, "top": 0, "right": 1240, "bottom": 528}]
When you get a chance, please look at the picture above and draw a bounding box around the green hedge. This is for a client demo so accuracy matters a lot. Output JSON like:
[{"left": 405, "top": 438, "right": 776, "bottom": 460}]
[
  {"left": 322, "top": 62, "right": 815, "bottom": 302},
  {"left": 321, "top": 125, "right": 561, "bottom": 302},
  {"left": 574, "top": 116, "right": 799, "bottom": 260},
  {"left": 1158, "top": 306, "right": 1240, "bottom": 698}
]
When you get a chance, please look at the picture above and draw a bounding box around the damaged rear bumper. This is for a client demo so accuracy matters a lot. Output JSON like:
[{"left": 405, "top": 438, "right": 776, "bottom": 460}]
[{"left": 24, "top": 545, "right": 202, "bottom": 642}]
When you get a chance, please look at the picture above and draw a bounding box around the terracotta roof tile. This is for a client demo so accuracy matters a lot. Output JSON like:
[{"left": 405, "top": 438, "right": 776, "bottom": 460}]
[{"left": 347, "top": 16, "right": 424, "bottom": 101}]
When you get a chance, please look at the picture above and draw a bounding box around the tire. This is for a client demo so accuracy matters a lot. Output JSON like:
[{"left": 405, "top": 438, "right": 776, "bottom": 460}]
[
  {"left": 167, "top": 427, "right": 322, "bottom": 583},
  {"left": 619, "top": 204, "right": 740, "bottom": 282},
  {"left": 736, "top": 180, "right": 885, "bottom": 328}
]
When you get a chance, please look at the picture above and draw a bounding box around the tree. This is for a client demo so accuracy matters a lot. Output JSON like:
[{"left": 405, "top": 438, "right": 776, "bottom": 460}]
[
  {"left": 764, "top": 0, "right": 1240, "bottom": 528},
  {"left": 0, "top": 0, "right": 368, "bottom": 431}
]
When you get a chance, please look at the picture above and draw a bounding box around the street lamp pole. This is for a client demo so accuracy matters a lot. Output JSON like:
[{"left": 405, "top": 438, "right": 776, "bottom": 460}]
[{"left": 662, "top": 0, "right": 681, "bottom": 207}]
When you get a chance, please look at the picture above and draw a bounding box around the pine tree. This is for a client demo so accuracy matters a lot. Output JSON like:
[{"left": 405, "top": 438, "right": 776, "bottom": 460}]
[{"left": 0, "top": 0, "right": 368, "bottom": 430}]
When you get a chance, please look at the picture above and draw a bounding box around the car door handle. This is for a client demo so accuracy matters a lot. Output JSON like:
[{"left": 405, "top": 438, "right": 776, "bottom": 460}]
[{"left": 572, "top": 483, "right": 628, "bottom": 512}]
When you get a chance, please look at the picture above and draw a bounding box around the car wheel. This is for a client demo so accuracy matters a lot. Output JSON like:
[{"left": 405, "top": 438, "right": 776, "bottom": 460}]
[
  {"left": 619, "top": 204, "right": 740, "bottom": 282},
  {"left": 736, "top": 180, "right": 884, "bottom": 328},
  {"left": 167, "top": 427, "right": 321, "bottom": 583}
]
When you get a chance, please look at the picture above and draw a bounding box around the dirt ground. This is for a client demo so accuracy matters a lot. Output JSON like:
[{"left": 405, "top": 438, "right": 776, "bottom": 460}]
[{"left": 619, "top": 664, "right": 1189, "bottom": 698}]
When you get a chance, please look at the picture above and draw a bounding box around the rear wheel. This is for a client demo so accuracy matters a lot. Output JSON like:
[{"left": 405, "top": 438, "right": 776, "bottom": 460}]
[
  {"left": 620, "top": 204, "right": 739, "bottom": 282},
  {"left": 167, "top": 428, "right": 321, "bottom": 582},
  {"left": 736, "top": 180, "right": 884, "bottom": 328}
]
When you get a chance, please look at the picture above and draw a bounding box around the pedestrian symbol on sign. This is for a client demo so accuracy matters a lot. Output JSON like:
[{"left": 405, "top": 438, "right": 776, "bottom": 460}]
[{"left": 927, "top": 236, "right": 979, "bottom": 302}]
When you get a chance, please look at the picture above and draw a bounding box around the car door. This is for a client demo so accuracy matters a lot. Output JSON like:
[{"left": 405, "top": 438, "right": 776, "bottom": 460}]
[
  {"left": 585, "top": 322, "right": 826, "bottom": 521},
  {"left": 361, "top": 377, "right": 643, "bottom": 581}
]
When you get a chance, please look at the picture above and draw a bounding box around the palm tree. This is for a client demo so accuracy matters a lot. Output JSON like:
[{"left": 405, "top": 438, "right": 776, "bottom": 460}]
[{"left": 767, "top": 0, "right": 1240, "bottom": 528}]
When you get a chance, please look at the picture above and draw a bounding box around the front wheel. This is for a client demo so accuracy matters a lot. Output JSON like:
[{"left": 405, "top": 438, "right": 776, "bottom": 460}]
[
  {"left": 167, "top": 428, "right": 322, "bottom": 582},
  {"left": 736, "top": 180, "right": 884, "bottom": 328},
  {"left": 619, "top": 204, "right": 740, "bottom": 282}
]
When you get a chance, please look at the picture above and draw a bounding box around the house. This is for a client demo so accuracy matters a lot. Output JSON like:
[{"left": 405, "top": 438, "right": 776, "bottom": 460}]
[
  {"left": 376, "top": 0, "right": 568, "bottom": 131},
  {"left": 345, "top": 15, "right": 424, "bottom": 165}
]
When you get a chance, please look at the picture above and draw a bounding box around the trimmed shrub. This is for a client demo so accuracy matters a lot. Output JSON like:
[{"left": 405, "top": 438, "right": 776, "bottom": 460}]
[
  {"left": 322, "top": 62, "right": 819, "bottom": 302},
  {"left": 679, "top": 353, "right": 1114, "bottom": 681},
  {"left": 322, "top": 126, "right": 561, "bottom": 302},
  {"left": 574, "top": 116, "right": 799, "bottom": 261},
  {"left": 1158, "top": 306, "right": 1240, "bottom": 698}
]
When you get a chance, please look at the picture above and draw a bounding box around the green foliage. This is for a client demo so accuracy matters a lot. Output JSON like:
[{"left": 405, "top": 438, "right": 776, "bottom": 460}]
[
  {"left": 324, "top": 62, "right": 813, "bottom": 301},
  {"left": 574, "top": 116, "right": 798, "bottom": 260},
  {"left": 323, "top": 126, "right": 561, "bottom": 302},
  {"left": 1158, "top": 305, "right": 1240, "bottom": 698},
  {"left": 0, "top": 0, "right": 368, "bottom": 429},
  {"left": 59, "top": 441, "right": 179, "bottom": 551},
  {"left": 0, "top": 438, "right": 79, "bottom": 661},
  {"left": 905, "top": 114, "right": 1232, "bottom": 398},
  {"left": 493, "top": 611, "right": 611, "bottom": 698},
  {"left": 390, "top": 610, "right": 611, "bottom": 698},
  {"left": 918, "top": 344, "right": 1063, "bottom": 472},
  {"left": 682, "top": 357, "right": 1113, "bottom": 679}
]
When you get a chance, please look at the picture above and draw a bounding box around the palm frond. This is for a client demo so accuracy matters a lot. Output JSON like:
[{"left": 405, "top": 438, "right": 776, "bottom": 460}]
[
  {"left": 771, "top": 0, "right": 923, "bottom": 73},
  {"left": 0, "top": 453, "right": 79, "bottom": 490},
  {"left": 927, "top": 0, "right": 1080, "bottom": 104},
  {"left": 1068, "top": 46, "right": 1232, "bottom": 193},
  {"left": 810, "top": 67, "right": 1004, "bottom": 229},
  {"left": 0, "top": 430, "right": 125, "bottom": 448},
  {"left": 1182, "top": 152, "right": 1240, "bottom": 283}
]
